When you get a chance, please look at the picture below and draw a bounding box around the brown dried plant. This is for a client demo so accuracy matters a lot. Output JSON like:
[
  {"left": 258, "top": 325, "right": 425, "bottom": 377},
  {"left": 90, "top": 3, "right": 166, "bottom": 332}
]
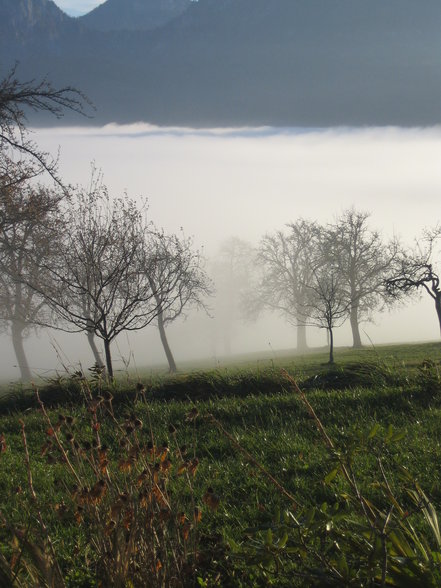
[{"left": 0, "top": 380, "right": 209, "bottom": 587}]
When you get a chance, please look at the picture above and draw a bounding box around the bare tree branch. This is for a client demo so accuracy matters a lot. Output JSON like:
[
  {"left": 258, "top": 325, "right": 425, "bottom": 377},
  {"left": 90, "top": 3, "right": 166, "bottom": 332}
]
[
  {"left": 385, "top": 226, "right": 441, "bottom": 334},
  {"left": 0, "top": 64, "right": 92, "bottom": 187}
]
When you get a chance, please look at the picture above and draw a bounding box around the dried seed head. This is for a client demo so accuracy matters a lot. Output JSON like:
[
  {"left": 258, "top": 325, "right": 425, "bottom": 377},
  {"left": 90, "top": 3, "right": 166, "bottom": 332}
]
[
  {"left": 188, "top": 458, "right": 199, "bottom": 476},
  {"left": 194, "top": 507, "right": 202, "bottom": 523},
  {"left": 160, "top": 459, "right": 172, "bottom": 473},
  {"left": 203, "top": 487, "right": 220, "bottom": 511},
  {"left": 55, "top": 502, "right": 68, "bottom": 519},
  {"left": 186, "top": 407, "right": 199, "bottom": 422},
  {"left": 105, "top": 520, "right": 116, "bottom": 536},
  {"left": 88, "top": 398, "right": 102, "bottom": 413},
  {"left": 102, "top": 390, "right": 113, "bottom": 401}
]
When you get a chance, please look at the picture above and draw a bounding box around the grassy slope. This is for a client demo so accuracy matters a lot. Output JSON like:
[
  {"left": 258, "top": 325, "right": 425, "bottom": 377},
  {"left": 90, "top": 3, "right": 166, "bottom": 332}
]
[{"left": 1, "top": 341, "right": 441, "bottom": 585}]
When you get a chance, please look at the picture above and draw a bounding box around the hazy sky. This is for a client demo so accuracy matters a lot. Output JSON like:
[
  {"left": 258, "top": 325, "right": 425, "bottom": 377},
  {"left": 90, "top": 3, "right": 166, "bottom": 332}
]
[
  {"left": 3, "top": 124, "right": 441, "bottom": 381},
  {"left": 34, "top": 124, "right": 441, "bottom": 253},
  {"left": 53, "top": 0, "right": 105, "bottom": 17}
]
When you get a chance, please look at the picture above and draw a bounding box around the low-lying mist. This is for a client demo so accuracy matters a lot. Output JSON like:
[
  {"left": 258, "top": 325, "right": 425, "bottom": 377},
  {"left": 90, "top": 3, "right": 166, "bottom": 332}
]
[{"left": 2, "top": 125, "right": 440, "bottom": 381}]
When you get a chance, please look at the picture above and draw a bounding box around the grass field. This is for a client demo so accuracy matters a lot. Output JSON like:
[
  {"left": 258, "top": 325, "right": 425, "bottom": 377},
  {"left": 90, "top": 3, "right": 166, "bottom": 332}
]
[{"left": 1, "top": 341, "right": 441, "bottom": 586}]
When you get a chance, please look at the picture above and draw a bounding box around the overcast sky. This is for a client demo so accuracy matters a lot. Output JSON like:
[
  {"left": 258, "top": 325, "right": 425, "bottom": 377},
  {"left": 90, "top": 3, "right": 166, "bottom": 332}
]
[{"left": 53, "top": 0, "right": 105, "bottom": 17}]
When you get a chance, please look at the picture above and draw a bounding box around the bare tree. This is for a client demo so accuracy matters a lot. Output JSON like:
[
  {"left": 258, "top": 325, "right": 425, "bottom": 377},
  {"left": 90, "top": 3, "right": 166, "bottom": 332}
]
[
  {"left": 248, "top": 219, "right": 321, "bottom": 351},
  {"left": 145, "top": 231, "right": 211, "bottom": 372},
  {"left": 0, "top": 64, "right": 90, "bottom": 187},
  {"left": 385, "top": 226, "right": 441, "bottom": 334},
  {"left": 0, "top": 67, "right": 90, "bottom": 379},
  {"left": 0, "top": 182, "right": 60, "bottom": 380},
  {"left": 302, "top": 268, "right": 350, "bottom": 364},
  {"left": 32, "top": 176, "right": 160, "bottom": 378},
  {"left": 325, "top": 208, "right": 399, "bottom": 348}
]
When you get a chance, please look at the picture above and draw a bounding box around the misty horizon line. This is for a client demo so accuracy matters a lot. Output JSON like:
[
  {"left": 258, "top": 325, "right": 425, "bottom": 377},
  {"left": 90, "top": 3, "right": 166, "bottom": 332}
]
[
  {"left": 3, "top": 335, "right": 440, "bottom": 384},
  {"left": 33, "top": 123, "right": 441, "bottom": 140}
]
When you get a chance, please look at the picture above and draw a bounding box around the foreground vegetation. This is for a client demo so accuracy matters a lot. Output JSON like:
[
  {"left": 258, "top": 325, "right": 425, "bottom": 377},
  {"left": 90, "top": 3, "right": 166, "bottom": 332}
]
[{"left": 1, "top": 341, "right": 441, "bottom": 586}]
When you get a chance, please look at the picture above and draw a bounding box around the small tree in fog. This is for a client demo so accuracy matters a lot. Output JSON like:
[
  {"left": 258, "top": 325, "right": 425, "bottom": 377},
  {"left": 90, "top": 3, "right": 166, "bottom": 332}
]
[
  {"left": 385, "top": 226, "right": 441, "bottom": 334},
  {"left": 325, "top": 208, "right": 399, "bottom": 348},
  {"left": 34, "top": 176, "right": 160, "bottom": 378},
  {"left": 145, "top": 231, "right": 211, "bottom": 373},
  {"left": 302, "top": 268, "right": 350, "bottom": 364},
  {"left": 248, "top": 219, "right": 321, "bottom": 351},
  {"left": 0, "top": 182, "right": 60, "bottom": 380},
  {"left": 210, "top": 237, "right": 255, "bottom": 356}
]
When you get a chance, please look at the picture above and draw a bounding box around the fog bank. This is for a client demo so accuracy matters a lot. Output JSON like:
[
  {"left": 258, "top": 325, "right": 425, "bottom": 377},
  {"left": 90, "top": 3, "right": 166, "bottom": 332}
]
[{"left": 2, "top": 125, "right": 440, "bottom": 381}]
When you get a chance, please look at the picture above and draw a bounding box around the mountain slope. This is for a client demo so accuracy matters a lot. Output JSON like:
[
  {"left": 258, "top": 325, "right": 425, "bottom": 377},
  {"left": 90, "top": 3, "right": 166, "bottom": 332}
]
[
  {"left": 0, "top": 0, "right": 75, "bottom": 42},
  {"left": 79, "top": 0, "right": 192, "bottom": 32},
  {"left": 1, "top": 0, "right": 440, "bottom": 127}
]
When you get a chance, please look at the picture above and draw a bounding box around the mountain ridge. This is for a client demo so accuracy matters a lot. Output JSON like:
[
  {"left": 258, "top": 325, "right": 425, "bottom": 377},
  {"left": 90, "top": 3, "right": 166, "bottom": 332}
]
[
  {"left": 1, "top": 0, "right": 440, "bottom": 127},
  {"left": 0, "top": 0, "right": 78, "bottom": 44},
  {"left": 78, "top": 0, "right": 193, "bottom": 32}
]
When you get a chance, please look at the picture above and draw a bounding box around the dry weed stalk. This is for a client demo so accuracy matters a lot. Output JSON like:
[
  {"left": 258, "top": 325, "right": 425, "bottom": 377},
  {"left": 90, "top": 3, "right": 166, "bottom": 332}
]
[{"left": 1, "top": 381, "right": 209, "bottom": 587}]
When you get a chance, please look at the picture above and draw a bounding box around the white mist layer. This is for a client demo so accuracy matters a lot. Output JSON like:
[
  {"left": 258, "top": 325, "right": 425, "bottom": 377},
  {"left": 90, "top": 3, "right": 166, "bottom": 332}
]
[{"left": 2, "top": 125, "right": 439, "bottom": 381}]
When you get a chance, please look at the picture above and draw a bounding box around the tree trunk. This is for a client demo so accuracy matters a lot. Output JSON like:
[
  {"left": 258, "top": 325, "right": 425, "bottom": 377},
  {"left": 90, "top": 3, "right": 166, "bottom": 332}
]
[
  {"left": 349, "top": 304, "right": 362, "bottom": 348},
  {"left": 103, "top": 338, "right": 113, "bottom": 379},
  {"left": 328, "top": 327, "right": 334, "bottom": 364},
  {"left": 158, "top": 311, "right": 177, "bottom": 373},
  {"left": 435, "top": 294, "right": 441, "bottom": 334},
  {"left": 86, "top": 331, "right": 104, "bottom": 368},
  {"left": 296, "top": 324, "right": 308, "bottom": 352},
  {"left": 11, "top": 321, "right": 32, "bottom": 381}
]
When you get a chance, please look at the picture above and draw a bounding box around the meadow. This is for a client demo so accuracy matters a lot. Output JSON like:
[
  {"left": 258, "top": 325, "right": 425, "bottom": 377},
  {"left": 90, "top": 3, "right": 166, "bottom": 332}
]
[{"left": 1, "top": 341, "right": 441, "bottom": 586}]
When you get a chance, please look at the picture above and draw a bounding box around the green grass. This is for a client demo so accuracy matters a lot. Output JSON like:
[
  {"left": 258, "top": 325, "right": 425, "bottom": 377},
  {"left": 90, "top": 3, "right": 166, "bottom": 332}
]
[{"left": 1, "top": 341, "right": 441, "bottom": 585}]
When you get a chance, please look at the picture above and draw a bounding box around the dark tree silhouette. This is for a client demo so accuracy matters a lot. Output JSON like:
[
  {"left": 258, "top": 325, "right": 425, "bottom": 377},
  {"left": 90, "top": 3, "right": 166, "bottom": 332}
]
[
  {"left": 0, "top": 65, "right": 90, "bottom": 186},
  {"left": 146, "top": 231, "right": 211, "bottom": 372},
  {"left": 0, "top": 183, "right": 60, "bottom": 380},
  {"left": 325, "top": 209, "right": 399, "bottom": 348},
  {"left": 302, "top": 268, "right": 350, "bottom": 364},
  {"left": 386, "top": 226, "right": 441, "bottom": 334},
  {"left": 32, "top": 176, "right": 159, "bottom": 378},
  {"left": 249, "top": 219, "right": 321, "bottom": 351}
]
